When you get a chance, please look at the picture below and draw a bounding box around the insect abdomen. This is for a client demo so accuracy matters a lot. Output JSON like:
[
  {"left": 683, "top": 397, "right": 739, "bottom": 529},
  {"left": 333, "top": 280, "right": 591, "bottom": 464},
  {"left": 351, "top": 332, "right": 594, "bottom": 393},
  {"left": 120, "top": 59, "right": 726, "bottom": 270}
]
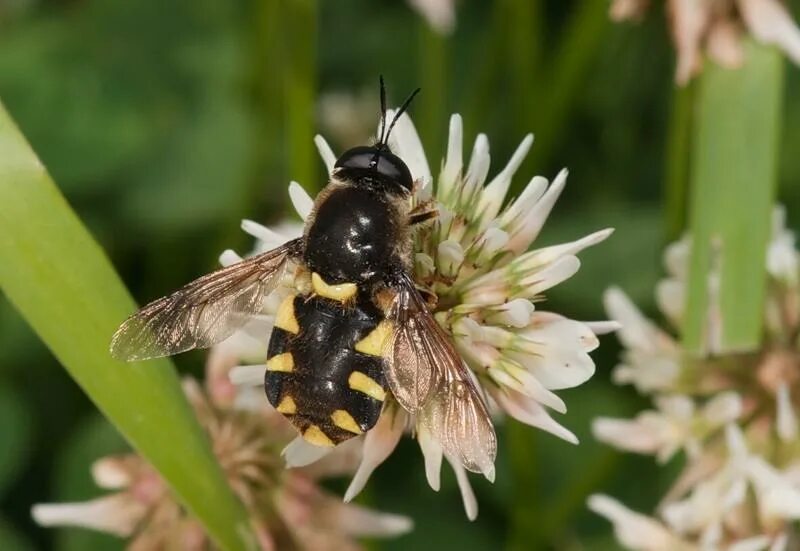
[{"left": 264, "top": 291, "right": 390, "bottom": 446}]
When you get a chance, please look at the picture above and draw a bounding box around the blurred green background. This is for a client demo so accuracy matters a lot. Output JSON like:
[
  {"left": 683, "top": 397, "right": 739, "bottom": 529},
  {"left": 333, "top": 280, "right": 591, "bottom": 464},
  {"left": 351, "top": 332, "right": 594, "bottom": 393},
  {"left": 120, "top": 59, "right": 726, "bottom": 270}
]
[{"left": 0, "top": 0, "right": 799, "bottom": 549}]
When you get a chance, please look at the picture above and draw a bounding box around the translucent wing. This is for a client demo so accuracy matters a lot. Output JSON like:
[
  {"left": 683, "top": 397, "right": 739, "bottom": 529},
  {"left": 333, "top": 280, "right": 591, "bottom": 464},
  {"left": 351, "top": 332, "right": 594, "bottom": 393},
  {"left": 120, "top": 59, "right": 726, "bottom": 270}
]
[
  {"left": 110, "top": 239, "right": 302, "bottom": 361},
  {"left": 386, "top": 273, "right": 497, "bottom": 474}
]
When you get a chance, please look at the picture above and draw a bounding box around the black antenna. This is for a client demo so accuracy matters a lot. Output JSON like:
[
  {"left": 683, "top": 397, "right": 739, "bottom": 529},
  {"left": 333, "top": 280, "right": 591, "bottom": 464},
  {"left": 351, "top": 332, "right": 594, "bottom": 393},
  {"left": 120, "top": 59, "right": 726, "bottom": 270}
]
[
  {"left": 378, "top": 75, "right": 388, "bottom": 145},
  {"left": 382, "top": 86, "right": 421, "bottom": 147}
]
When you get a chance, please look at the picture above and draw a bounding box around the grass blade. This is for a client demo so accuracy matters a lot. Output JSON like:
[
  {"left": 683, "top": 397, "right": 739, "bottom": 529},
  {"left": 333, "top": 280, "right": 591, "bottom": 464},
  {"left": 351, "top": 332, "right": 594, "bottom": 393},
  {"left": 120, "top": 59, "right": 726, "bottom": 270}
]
[
  {"left": 683, "top": 42, "right": 784, "bottom": 352},
  {"left": 0, "top": 101, "right": 254, "bottom": 551}
]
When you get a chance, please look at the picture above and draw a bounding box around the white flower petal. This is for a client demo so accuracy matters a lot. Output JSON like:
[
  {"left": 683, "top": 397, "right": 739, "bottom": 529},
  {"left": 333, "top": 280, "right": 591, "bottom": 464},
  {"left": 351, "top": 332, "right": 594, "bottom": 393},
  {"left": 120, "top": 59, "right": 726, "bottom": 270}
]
[
  {"left": 418, "top": 425, "right": 444, "bottom": 491},
  {"left": 282, "top": 436, "right": 333, "bottom": 468},
  {"left": 241, "top": 219, "right": 286, "bottom": 250},
  {"left": 762, "top": 485, "right": 800, "bottom": 520},
  {"left": 770, "top": 532, "right": 789, "bottom": 551},
  {"left": 335, "top": 502, "right": 414, "bottom": 537},
  {"left": 344, "top": 408, "right": 406, "bottom": 502},
  {"left": 91, "top": 458, "right": 133, "bottom": 489},
  {"left": 604, "top": 287, "right": 677, "bottom": 354},
  {"left": 499, "top": 175, "right": 548, "bottom": 231},
  {"left": 288, "top": 181, "right": 314, "bottom": 221},
  {"left": 492, "top": 387, "right": 578, "bottom": 444},
  {"left": 462, "top": 134, "right": 491, "bottom": 202},
  {"left": 592, "top": 417, "right": 662, "bottom": 455},
  {"left": 655, "top": 279, "right": 684, "bottom": 329},
  {"left": 725, "top": 423, "right": 749, "bottom": 459},
  {"left": 488, "top": 364, "right": 566, "bottom": 413},
  {"left": 484, "top": 299, "right": 536, "bottom": 328},
  {"left": 314, "top": 134, "right": 337, "bottom": 174},
  {"left": 516, "top": 255, "right": 581, "bottom": 299},
  {"left": 513, "top": 317, "right": 597, "bottom": 390},
  {"left": 477, "top": 134, "right": 534, "bottom": 228},
  {"left": 32, "top": 494, "right": 147, "bottom": 537},
  {"left": 514, "top": 228, "right": 613, "bottom": 272},
  {"left": 385, "top": 110, "right": 431, "bottom": 185},
  {"left": 437, "top": 239, "right": 465, "bottom": 278},
  {"left": 701, "top": 391, "right": 742, "bottom": 425},
  {"left": 582, "top": 320, "right": 622, "bottom": 335},
  {"left": 727, "top": 536, "right": 771, "bottom": 551},
  {"left": 776, "top": 383, "right": 798, "bottom": 442},
  {"left": 503, "top": 169, "right": 567, "bottom": 254},
  {"left": 738, "top": 0, "right": 800, "bottom": 64},
  {"left": 587, "top": 494, "right": 687, "bottom": 551},
  {"left": 438, "top": 114, "right": 463, "bottom": 202},
  {"left": 407, "top": 0, "right": 456, "bottom": 34},
  {"left": 219, "top": 249, "right": 243, "bottom": 267},
  {"left": 446, "top": 455, "right": 478, "bottom": 521},
  {"left": 229, "top": 364, "right": 265, "bottom": 387}
]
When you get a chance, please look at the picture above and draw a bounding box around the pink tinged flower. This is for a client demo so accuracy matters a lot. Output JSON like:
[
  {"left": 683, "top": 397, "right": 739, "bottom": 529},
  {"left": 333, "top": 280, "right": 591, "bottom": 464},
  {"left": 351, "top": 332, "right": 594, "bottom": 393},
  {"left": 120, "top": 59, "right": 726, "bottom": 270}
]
[
  {"left": 593, "top": 393, "right": 742, "bottom": 463},
  {"left": 587, "top": 494, "right": 694, "bottom": 551}
]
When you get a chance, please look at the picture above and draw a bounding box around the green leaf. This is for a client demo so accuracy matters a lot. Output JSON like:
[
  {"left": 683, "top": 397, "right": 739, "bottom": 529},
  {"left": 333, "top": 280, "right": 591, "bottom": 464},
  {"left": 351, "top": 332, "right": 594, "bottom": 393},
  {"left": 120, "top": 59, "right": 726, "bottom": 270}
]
[
  {"left": 683, "top": 42, "right": 784, "bottom": 352},
  {"left": 0, "top": 101, "right": 254, "bottom": 550},
  {"left": 0, "top": 383, "right": 32, "bottom": 498}
]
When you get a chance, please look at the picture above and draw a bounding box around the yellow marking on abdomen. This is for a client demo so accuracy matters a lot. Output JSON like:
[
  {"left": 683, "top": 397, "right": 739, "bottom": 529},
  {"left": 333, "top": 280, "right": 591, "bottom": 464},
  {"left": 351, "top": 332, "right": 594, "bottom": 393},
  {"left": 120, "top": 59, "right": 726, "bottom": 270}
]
[
  {"left": 348, "top": 371, "right": 386, "bottom": 401},
  {"left": 303, "top": 425, "right": 335, "bottom": 447},
  {"left": 311, "top": 272, "right": 357, "bottom": 302},
  {"left": 355, "top": 320, "right": 393, "bottom": 357},
  {"left": 274, "top": 294, "right": 300, "bottom": 334},
  {"left": 276, "top": 395, "right": 296, "bottom": 414},
  {"left": 266, "top": 352, "right": 294, "bottom": 373},
  {"left": 331, "top": 409, "right": 362, "bottom": 434}
]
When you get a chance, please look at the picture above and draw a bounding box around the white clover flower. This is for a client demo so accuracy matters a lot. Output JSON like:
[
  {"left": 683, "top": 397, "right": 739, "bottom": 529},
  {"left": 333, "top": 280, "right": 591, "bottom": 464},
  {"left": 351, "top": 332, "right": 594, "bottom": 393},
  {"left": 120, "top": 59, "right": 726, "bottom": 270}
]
[
  {"left": 610, "top": 0, "right": 800, "bottom": 84},
  {"left": 592, "top": 207, "right": 800, "bottom": 549},
  {"left": 593, "top": 392, "right": 742, "bottom": 463},
  {"left": 226, "top": 110, "right": 613, "bottom": 519},
  {"left": 32, "top": 352, "right": 410, "bottom": 550}
]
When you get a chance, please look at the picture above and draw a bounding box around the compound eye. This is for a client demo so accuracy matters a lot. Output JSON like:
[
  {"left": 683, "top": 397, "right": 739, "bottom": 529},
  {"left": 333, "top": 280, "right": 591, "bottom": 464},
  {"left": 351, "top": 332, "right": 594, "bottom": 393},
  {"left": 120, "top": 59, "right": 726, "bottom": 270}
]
[{"left": 335, "top": 145, "right": 413, "bottom": 191}]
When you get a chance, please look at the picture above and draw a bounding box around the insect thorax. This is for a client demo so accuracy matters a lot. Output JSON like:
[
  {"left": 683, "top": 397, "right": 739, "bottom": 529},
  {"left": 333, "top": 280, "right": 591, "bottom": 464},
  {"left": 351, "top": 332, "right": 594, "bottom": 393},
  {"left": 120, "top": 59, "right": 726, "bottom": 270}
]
[{"left": 303, "top": 182, "right": 410, "bottom": 285}]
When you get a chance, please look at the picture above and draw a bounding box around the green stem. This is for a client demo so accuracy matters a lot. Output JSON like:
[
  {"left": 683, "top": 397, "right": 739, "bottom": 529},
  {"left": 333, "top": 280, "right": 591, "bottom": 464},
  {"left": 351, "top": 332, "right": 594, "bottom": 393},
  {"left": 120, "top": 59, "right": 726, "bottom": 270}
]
[
  {"left": 663, "top": 82, "right": 694, "bottom": 241},
  {"left": 683, "top": 42, "right": 784, "bottom": 353},
  {"left": 417, "top": 24, "right": 448, "bottom": 164}
]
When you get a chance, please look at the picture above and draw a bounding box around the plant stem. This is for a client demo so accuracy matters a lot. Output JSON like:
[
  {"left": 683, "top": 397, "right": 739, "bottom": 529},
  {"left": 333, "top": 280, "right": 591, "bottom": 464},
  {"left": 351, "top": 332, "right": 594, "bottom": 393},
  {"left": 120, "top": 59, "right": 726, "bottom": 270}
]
[{"left": 683, "top": 42, "right": 784, "bottom": 353}]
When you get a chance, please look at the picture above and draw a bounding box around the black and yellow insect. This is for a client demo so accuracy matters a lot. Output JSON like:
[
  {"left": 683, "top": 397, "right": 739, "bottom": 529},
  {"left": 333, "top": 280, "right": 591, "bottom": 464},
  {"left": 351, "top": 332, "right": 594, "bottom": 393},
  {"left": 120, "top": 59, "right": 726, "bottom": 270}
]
[{"left": 110, "top": 80, "right": 496, "bottom": 472}]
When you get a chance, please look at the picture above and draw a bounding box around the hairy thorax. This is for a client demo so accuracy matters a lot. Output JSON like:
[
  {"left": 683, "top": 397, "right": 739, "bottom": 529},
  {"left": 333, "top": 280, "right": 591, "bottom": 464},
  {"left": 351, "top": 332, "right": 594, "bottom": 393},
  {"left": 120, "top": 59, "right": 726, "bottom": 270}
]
[{"left": 302, "top": 179, "right": 413, "bottom": 285}]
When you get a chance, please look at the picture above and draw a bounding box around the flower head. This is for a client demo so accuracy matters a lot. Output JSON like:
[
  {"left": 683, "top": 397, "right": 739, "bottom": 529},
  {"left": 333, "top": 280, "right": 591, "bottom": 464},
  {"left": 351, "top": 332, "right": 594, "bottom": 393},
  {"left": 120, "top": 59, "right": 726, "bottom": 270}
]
[
  {"left": 611, "top": 0, "right": 800, "bottom": 84},
  {"left": 591, "top": 206, "right": 800, "bottom": 549},
  {"left": 229, "top": 109, "right": 613, "bottom": 519},
  {"left": 32, "top": 349, "right": 411, "bottom": 549}
]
